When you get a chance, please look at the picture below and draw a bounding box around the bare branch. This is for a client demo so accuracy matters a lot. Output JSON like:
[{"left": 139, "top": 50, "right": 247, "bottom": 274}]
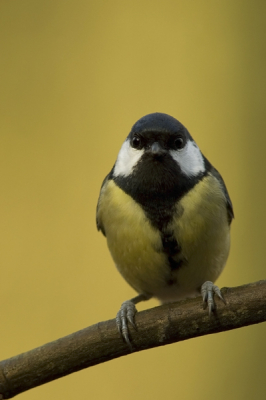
[{"left": 0, "top": 280, "right": 266, "bottom": 399}]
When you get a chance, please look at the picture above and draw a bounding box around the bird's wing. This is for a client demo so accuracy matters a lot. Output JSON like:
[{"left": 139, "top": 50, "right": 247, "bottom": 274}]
[
  {"left": 209, "top": 166, "right": 234, "bottom": 224},
  {"left": 96, "top": 173, "right": 111, "bottom": 236}
]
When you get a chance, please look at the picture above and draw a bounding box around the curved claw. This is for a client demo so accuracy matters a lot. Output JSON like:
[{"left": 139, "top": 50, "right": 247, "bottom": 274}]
[
  {"left": 201, "top": 281, "right": 225, "bottom": 315},
  {"left": 116, "top": 300, "right": 137, "bottom": 349}
]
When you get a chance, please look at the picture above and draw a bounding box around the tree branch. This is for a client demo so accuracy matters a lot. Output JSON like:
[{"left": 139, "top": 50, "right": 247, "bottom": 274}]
[{"left": 0, "top": 280, "right": 266, "bottom": 399}]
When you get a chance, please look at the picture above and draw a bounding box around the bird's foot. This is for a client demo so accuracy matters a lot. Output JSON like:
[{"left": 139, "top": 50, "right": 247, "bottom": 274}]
[
  {"left": 201, "top": 281, "right": 225, "bottom": 315},
  {"left": 116, "top": 300, "right": 137, "bottom": 350},
  {"left": 116, "top": 294, "right": 152, "bottom": 349}
]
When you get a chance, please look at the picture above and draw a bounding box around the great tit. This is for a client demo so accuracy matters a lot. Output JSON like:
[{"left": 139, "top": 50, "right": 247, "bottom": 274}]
[{"left": 96, "top": 113, "right": 233, "bottom": 347}]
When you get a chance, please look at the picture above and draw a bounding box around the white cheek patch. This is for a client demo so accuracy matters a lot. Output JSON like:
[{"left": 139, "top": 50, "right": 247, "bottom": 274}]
[
  {"left": 113, "top": 139, "right": 144, "bottom": 177},
  {"left": 169, "top": 140, "right": 205, "bottom": 177}
]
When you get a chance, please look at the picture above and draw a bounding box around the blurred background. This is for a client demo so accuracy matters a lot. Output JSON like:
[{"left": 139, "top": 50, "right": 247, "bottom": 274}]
[{"left": 0, "top": 1, "right": 266, "bottom": 399}]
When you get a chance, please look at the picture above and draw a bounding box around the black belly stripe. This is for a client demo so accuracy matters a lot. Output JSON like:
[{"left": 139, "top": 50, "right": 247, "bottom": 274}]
[
  {"left": 161, "top": 231, "right": 184, "bottom": 272},
  {"left": 168, "top": 257, "right": 184, "bottom": 270},
  {"left": 166, "top": 257, "right": 185, "bottom": 286},
  {"left": 161, "top": 232, "right": 181, "bottom": 256},
  {"left": 167, "top": 275, "right": 177, "bottom": 286}
]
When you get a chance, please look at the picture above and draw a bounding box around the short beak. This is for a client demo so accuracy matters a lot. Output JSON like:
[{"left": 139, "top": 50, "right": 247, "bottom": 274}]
[{"left": 150, "top": 142, "right": 164, "bottom": 154}]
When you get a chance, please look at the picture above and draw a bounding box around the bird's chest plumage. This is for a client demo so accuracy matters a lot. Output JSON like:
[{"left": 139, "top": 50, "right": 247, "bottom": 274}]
[{"left": 97, "top": 175, "right": 230, "bottom": 302}]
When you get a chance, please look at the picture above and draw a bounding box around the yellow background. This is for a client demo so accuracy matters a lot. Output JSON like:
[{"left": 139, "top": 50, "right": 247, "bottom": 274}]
[{"left": 0, "top": 1, "right": 266, "bottom": 399}]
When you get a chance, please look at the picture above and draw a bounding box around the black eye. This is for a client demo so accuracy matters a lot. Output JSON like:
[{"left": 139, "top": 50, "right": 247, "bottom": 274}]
[
  {"left": 131, "top": 135, "right": 142, "bottom": 149},
  {"left": 174, "top": 136, "right": 184, "bottom": 150}
]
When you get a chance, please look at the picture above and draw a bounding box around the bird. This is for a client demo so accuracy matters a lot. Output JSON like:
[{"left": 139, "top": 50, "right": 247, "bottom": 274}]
[{"left": 96, "top": 112, "right": 234, "bottom": 347}]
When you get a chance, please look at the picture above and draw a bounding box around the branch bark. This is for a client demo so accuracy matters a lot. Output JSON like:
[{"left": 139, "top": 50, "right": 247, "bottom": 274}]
[{"left": 0, "top": 280, "right": 266, "bottom": 399}]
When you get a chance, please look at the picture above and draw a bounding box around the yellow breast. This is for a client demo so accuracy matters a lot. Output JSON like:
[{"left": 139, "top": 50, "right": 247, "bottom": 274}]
[
  {"left": 97, "top": 175, "right": 231, "bottom": 302},
  {"left": 166, "top": 174, "right": 231, "bottom": 301},
  {"left": 97, "top": 179, "right": 171, "bottom": 294}
]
